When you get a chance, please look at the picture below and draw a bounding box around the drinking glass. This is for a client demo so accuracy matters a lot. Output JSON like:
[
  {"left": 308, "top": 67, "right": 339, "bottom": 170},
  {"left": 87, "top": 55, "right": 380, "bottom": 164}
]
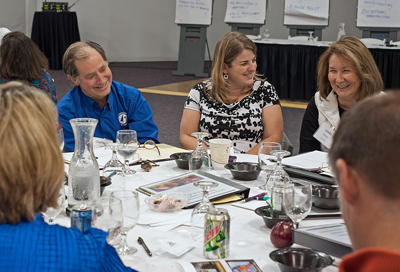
[
  {"left": 110, "top": 190, "right": 140, "bottom": 255},
  {"left": 42, "top": 185, "right": 65, "bottom": 223},
  {"left": 267, "top": 150, "right": 291, "bottom": 190},
  {"left": 283, "top": 180, "right": 312, "bottom": 229},
  {"left": 263, "top": 28, "right": 270, "bottom": 40},
  {"left": 258, "top": 142, "right": 281, "bottom": 191},
  {"left": 57, "top": 128, "right": 64, "bottom": 151},
  {"left": 116, "top": 130, "right": 138, "bottom": 175},
  {"left": 92, "top": 196, "right": 123, "bottom": 245},
  {"left": 308, "top": 31, "right": 314, "bottom": 41},
  {"left": 103, "top": 142, "right": 125, "bottom": 176},
  {"left": 189, "top": 132, "right": 210, "bottom": 171},
  {"left": 190, "top": 180, "right": 218, "bottom": 242}
]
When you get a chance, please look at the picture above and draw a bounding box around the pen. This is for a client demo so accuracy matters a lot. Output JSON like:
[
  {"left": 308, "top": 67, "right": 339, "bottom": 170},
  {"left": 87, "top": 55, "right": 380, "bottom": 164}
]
[
  {"left": 241, "top": 192, "right": 266, "bottom": 202},
  {"left": 254, "top": 196, "right": 270, "bottom": 201},
  {"left": 138, "top": 237, "right": 152, "bottom": 257}
]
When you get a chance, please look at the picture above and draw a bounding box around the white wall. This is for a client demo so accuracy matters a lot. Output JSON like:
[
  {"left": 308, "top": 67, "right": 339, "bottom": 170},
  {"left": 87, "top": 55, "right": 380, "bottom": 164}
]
[{"left": 0, "top": 0, "right": 397, "bottom": 62}]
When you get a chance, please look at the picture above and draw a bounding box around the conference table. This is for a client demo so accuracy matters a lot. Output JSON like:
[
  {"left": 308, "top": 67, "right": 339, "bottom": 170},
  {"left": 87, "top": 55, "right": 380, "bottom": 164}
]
[
  {"left": 255, "top": 38, "right": 400, "bottom": 101},
  {"left": 58, "top": 148, "right": 343, "bottom": 272}
]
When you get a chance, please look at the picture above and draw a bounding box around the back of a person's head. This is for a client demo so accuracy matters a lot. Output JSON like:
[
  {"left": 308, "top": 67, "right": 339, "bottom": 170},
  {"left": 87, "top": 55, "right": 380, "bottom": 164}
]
[
  {"left": 329, "top": 91, "right": 400, "bottom": 199},
  {"left": 0, "top": 31, "right": 49, "bottom": 81},
  {"left": 63, "top": 40, "right": 107, "bottom": 79},
  {"left": 0, "top": 82, "right": 64, "bottom": 224}
]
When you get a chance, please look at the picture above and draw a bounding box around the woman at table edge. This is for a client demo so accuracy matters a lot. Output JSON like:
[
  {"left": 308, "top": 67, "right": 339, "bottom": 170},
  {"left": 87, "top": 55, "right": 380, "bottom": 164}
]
[
  {"left": 0, "top": 82, "right": 135, "bottom": 272},
  {"left": 299, "top": 35, "right": 383, "bottom": 154},
  {"left": 180, "top": 31, "right": 283, "bottom": 155}
]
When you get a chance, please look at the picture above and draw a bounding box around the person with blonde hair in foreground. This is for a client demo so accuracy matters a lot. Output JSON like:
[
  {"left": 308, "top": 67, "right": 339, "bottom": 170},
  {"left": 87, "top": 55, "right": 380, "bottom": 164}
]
[
  {"left": 329, "top": 92, "right": 400, "bottom": 271},
  {"left": 0, "top": 82, "right": 136, "bottom": 272}
]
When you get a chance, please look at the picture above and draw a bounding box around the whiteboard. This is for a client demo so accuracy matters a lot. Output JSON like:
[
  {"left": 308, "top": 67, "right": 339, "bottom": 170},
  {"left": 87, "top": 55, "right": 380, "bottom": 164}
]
[
  {"left": 224, "top": 0, "right": 267, "bottom": 24},
  {"left": 357, "top": 0, "right": 400, "bottom": 28},
  {"left": 284, "top": 0, "right": 330, "bottom": 26},
  {"left": 175, "top": 0, "right": 213, "bottom": 25}
]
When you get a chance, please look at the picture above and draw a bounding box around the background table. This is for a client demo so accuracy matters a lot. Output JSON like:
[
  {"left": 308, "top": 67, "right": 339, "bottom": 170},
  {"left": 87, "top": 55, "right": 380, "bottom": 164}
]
[
  {"left": 255, "top": 39, "right": 400, "bottom": 101},
  {"left": 31, "top": 12, "right": 80, "bottom": 70}
]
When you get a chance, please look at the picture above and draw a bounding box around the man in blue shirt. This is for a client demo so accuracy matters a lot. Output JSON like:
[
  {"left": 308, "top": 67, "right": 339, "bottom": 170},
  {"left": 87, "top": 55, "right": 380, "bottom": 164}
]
[{"left": 57, "top": 41, "right": 159, "bottom": 152}]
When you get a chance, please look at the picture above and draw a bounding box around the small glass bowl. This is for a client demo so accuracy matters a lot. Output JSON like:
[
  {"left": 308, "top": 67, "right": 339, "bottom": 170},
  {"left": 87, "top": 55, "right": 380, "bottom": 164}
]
[{"left": 144, "top": 192, "right": 191, "bottom": 212}]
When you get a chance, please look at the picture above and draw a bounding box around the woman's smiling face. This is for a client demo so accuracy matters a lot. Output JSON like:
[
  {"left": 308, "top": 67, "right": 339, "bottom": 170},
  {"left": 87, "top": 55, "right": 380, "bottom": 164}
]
[{"left": 328, "top": 53, "right": 361, "bottom": 102}]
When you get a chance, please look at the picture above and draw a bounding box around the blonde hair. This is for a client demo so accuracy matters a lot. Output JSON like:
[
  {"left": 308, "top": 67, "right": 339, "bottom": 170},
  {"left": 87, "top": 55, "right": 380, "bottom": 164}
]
[
  {"left": 0, "top": 82, "right": 64, "bottom": 224},
  {"left": 209, "top": 31, "right": 260, "bottom": 104},
  {"left": 317, "top": 35, "right": 383, "bottom": 100}
]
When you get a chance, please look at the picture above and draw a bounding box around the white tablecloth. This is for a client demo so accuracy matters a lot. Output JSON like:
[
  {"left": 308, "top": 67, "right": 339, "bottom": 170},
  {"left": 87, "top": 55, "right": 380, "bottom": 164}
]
[{"left": 59, "top": 153, "right": 342, "bottom": 272}]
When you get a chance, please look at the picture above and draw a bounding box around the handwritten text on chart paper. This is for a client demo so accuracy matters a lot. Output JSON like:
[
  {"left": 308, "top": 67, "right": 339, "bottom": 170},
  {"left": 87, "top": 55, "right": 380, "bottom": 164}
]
[
  {"left": 228, "top": 1, "right": 259, "bottom": 9},
  {"left": 177, "top": 0, "right": 210, "bottom": 14},
  {"left": 289, "top": 4, "right": 321, "bottom": 12}
]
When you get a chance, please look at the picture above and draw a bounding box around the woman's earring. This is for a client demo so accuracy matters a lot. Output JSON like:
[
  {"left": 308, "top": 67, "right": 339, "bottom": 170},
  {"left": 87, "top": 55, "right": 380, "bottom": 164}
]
[{"left": 223, "top": 73, "right": 229, "bottom": 80}]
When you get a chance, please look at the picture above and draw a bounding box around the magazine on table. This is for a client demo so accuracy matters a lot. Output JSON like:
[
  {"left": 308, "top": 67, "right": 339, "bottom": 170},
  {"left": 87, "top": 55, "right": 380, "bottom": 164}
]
[{"left": 137, "top": 171, "right": 250, "bottom": 208}]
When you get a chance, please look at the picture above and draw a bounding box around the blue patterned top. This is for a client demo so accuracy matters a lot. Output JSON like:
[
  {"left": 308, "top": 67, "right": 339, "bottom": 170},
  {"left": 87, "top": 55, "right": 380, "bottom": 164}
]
[
  {"left": 0, "top": 215, "right": 136, "bottom": 272},
  {"left": 0, "top": 71, "right": 57, "bottom": 103}
]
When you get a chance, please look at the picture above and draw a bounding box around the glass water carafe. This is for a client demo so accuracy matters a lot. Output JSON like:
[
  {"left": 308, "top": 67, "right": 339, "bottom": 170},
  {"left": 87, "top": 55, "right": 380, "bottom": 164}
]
[{"left": 68, "top": 118, "right": 100, "bottom": 209}]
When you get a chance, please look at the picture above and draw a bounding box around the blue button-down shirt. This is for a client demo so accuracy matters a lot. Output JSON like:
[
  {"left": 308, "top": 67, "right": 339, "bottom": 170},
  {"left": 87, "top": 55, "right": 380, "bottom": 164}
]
[
  {"left": 0, "top": 215, "right": 136, "bottom": 272},
  {"left": 57, "top": 81, "right": 159, "bottom": 152}
]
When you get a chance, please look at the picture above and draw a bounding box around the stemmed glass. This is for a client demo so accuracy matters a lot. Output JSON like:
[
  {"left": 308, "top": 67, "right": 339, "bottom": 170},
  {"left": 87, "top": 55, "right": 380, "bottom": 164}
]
[
  {"left": 283, "top": 180, "right": 312, "bottom": 229},
  {"left": 267, "top": 150, "right": 291, "bottom": 190},
  {"left": 308, "top": 31, "right": 314, "bottom": 41},
  {"left": 258, "top": 142, "right": 281, "bottom": 191},
  {"left": 116, "top": 130, "right": 138, "bottom": 175},
  {"left": 42, "top": 184, "right": 65, "bottom": 223},
  {"left": 103, "top": 142, "right": 125, "bottom": 176},
  {"left": 92, "top": 195, "right": 123, "bottom": 245},
  {"left": 189, "top": 132, "right": 210, "bottom": 171},
  {"left": 263, "top": 28, "right": 270, "bottom": 40},
  {"left": 110, "top": 190, "right": 140, "bottom": 255},
  {"left": 57, "top": 128, "right": 64, "bottom": 151},
  {"left": 190, "top": 180, "right": 218, "bottom": 242}
]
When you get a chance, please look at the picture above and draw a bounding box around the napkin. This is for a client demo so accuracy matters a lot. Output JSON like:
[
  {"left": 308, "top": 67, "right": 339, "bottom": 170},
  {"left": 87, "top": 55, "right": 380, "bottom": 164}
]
[{"left": 148, "top": 235, "right": 194, "bottom": 258}]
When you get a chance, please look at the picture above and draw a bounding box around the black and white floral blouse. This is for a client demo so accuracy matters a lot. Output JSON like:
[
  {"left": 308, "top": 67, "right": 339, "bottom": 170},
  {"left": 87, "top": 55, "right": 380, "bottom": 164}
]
[{"left": 184, "top": 79, "right": 280, "bottom": 153}]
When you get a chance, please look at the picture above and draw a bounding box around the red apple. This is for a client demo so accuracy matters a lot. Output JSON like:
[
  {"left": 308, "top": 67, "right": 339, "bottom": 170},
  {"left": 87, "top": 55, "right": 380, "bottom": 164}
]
[{"left": 270, "top": 221, "right": 294, "bottom": 248}]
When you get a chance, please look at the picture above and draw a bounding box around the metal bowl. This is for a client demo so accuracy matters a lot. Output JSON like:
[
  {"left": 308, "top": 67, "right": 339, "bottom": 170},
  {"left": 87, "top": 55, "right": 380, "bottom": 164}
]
[
  {"left": 225, "top": 162, "right": 261, "bottom": 181},
  {"left": 254, "top": 205, "right": 291, "bottom": 229},
  {"left": 312, "top": 185, "right": 340, "bottom": 209},
  {"left": 170, "top": 152, "right": 203, "bottom": 170},
  {"left": 270, "top": 247, "right": 334, "bottom": 272}
]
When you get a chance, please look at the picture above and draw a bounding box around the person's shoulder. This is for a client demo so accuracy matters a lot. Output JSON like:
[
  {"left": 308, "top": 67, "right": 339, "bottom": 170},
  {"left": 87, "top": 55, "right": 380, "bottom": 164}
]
[
  {"left": 57, "top": 87, "right": 81, "bottom": 109},
  {"left": 112, "top": 81, "right": 140, "bottom": 93}
]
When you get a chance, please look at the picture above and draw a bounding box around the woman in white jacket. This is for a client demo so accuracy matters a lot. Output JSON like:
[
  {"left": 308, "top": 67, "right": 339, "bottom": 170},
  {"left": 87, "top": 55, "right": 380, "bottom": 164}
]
[{"left": 300, "top": 35, "right": 383, "bottom": 153}]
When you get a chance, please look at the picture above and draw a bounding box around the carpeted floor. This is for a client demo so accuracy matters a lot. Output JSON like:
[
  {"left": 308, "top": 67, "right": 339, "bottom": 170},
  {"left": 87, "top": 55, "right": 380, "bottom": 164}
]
[{"left": 51, "top": 61, "right": 306, "bottom": 155}]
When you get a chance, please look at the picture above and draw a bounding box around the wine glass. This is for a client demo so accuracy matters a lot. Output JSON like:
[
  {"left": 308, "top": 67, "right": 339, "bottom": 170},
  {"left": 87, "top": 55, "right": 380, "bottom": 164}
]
[
  {"left": 258, "top": 142, "right": 281, "bottom": 191},
  {"left": 190, "top": 180, "right": 218, "bottom": 242},
  {"left": 267, "top": 150, "right": 291, "bottom": 190},
  {"left": 57, "top": 128, "right": 64, "bottom": 151},
  {"left": 263, "top": 28, "right": 270, "bottom": 40},
  {"left": 283, "top": 180, "right": 312, "bottom": 229},
  {"left": 116, "top": 130, "right": 138, "bottom": 175},
  {"left": 110, "top": 190, "right": 140, "bottom": 255},
  {"left": 42, "top": 184, "right": 65, "bottom": 223},
  {"left": 308, "top": 31, "right": 314, "bottom": 41},
  {"left": 103, "top": 142, "right": 125, "bottom": 176},
  {"left": 189, "top": 132, "right": 210, "bottom": 171},
  {"left": 92, "top": 195, "right": 123, "bottom": 245}
]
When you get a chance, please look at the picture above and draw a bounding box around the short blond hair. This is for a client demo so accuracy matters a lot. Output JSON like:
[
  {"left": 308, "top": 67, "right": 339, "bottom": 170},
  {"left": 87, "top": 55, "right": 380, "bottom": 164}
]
[{"left": 0, "top": 82, "right": 64, "bottom": 224}]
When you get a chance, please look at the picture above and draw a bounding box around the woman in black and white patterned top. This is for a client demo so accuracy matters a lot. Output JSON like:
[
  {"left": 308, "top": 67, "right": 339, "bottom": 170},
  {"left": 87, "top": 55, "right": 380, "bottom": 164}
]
[{"left": 180, "top": 32, "right": 283, "bottom": 154}]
